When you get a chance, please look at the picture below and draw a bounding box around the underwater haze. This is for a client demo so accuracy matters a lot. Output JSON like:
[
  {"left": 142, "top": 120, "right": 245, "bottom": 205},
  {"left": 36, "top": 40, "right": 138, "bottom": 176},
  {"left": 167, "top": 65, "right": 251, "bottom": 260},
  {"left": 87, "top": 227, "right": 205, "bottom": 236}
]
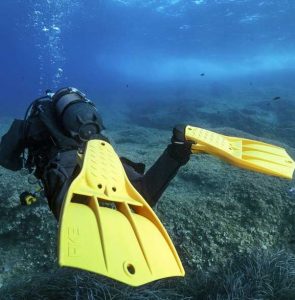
[
  {"left": 2, "top": 1, "right": 295, "bottom": 299},
  {"left": 1, "top": 0, "right": 295, "bottom": 116}
]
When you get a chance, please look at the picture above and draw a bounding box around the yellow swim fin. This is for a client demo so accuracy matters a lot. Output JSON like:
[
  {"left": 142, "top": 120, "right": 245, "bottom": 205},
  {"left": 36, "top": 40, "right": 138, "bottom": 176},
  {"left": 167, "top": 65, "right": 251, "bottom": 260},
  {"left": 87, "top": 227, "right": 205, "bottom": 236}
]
[
  {"left": 58, "top": 139, "right": 184, "bottom": 286},
  {"left": 185, "top": 125, "right": 295, "bottom": 179}
]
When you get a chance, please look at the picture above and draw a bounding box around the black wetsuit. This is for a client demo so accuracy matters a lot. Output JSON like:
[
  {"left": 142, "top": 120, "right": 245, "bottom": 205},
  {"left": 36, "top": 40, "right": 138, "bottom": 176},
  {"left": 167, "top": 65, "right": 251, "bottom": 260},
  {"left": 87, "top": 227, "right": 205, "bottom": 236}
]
[{"left": 0, "top": 100, "right": 190, "bottom": 219}]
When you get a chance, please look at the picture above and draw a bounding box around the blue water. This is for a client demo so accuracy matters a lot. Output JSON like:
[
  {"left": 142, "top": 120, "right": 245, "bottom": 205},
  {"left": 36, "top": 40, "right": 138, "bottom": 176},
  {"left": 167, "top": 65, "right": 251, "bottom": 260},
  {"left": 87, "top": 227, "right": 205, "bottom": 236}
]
[{"left": 1, "top": 0, "right": 294, "bottom": 117}]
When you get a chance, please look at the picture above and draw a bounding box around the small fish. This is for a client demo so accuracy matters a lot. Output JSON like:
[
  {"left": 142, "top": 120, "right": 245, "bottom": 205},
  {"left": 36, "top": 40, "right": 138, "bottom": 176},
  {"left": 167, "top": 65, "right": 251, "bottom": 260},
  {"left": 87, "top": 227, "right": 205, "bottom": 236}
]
[
  {"left": 42, "top": 26, "right": 49, "bottom": 32},
  {"left": 272, "top": 96, "right": 281, "bottom": 101},
  {"left": 126, "top": 84, "right": 129, "bottom": 88},
  {"left": 200, "top": 73, "right": 205, "bottom": 76}
]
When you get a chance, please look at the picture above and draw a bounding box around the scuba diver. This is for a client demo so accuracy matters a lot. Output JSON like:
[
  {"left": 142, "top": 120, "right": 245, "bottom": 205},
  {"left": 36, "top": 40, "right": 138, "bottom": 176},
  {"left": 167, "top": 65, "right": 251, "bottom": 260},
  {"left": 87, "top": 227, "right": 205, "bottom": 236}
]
[
  {"left": 0, "top": 87, "right": 192, "bottom": 220},
  {"left": 1, "top": 87, "right": 294, "bottom": 286}
]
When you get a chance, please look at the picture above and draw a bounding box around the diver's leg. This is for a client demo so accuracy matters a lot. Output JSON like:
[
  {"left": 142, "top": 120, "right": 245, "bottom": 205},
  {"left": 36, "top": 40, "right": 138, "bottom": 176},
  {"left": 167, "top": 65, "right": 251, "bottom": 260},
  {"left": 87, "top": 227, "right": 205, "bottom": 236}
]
[{"left": 42, "top": 150, "right": 77, "bottom": 219}]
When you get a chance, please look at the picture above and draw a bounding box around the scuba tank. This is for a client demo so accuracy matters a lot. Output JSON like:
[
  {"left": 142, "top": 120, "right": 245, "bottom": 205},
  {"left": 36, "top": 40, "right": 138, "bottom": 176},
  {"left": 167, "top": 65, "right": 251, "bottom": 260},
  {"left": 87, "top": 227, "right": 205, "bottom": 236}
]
[
  {"left": 22, "top": 87, "right": 106, "bottom": 176},
  {"left": 19, "top": 87, "right": 105, "bottom": 207}
]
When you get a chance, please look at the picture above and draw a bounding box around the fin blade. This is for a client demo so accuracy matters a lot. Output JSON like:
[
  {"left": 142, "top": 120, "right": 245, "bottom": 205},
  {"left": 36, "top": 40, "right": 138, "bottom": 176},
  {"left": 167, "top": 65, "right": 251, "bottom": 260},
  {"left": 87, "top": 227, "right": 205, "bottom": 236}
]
[
  {"left": 186, "top": 125, "right": 295, "bottom": 179},
  {"left": 58, "top": 140, "right": 184, "bottom": 286}
]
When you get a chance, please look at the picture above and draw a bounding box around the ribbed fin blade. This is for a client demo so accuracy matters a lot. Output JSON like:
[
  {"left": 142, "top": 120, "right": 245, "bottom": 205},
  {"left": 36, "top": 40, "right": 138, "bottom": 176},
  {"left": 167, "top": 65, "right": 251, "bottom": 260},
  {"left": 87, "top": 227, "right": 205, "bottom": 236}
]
[
  {"left": 186, "top": 125, "right": 295, "bottom": 179},
  {"left": 58, "top": 140, "right": 184, "bottom": 286}
]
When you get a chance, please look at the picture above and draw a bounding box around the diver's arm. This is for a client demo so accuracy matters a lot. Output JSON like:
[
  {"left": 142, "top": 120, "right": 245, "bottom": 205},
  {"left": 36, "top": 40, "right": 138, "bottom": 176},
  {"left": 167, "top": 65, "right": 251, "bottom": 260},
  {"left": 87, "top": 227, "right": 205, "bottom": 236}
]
[
  {"left": 0, "top": 119, "right": 26, "bottom": 171},
  {"left": 128, "top": 125, "right": 192, "bottom": 206}
]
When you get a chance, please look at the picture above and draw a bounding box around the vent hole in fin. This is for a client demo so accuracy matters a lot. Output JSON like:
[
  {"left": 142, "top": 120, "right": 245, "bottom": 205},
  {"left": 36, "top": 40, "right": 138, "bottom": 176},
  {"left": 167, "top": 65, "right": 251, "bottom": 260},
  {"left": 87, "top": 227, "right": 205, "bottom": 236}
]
[
  {"left": 71, "top": 194, "right": 90, "bottom": 204},
  {"left": 128, "top": 205, "right": 136, "bottom": 213},
  {"left": 127, "top": 264, "right": 136, "bottom": 275},
  {"left": 98, "top": 199, "right": 117, "bottom": 210}
]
